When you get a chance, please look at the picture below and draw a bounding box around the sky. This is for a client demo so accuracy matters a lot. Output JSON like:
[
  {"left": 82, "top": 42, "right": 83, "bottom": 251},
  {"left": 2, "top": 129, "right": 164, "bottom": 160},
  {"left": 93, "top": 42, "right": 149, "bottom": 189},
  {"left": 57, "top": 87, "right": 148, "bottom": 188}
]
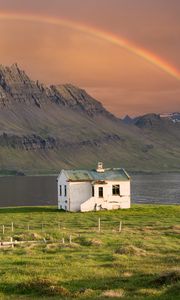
[{"left": 0, "top": 0, "right": 180, "bottom": 116}]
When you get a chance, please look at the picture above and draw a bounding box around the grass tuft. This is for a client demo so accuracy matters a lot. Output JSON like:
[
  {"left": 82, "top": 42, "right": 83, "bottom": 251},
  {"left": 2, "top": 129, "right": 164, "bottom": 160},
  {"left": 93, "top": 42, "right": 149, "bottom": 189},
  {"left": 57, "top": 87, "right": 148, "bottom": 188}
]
[
  {"left": 115, "top": 245, "right": 147, "bottom": 256},
  {"left": 17, "top": 278, "right": 70, "bottom": 296},
  {"left": 152, "top": 270, "right": 180, "bottom": 286}
]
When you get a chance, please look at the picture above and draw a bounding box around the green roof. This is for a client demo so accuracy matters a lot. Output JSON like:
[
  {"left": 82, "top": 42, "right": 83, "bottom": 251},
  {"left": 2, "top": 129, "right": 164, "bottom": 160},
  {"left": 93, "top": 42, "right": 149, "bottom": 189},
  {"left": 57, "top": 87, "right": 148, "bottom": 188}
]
[{"left": 63, "top": 168, "right": 130, "bottom": 182}]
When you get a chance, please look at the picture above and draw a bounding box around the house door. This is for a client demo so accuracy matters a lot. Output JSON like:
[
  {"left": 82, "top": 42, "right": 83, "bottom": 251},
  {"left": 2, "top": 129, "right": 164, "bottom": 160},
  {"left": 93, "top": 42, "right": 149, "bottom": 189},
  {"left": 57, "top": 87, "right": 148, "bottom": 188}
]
[{"left": 99, "top": 187, "right": 103, "bottom": 198}]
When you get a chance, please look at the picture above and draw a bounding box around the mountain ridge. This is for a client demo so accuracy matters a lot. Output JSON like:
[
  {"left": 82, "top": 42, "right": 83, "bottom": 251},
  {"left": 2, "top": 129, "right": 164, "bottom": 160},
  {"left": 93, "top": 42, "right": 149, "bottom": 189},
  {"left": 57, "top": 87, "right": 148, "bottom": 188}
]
[{"left": 0, "top": 63, "right": 179, "bottom": 174}]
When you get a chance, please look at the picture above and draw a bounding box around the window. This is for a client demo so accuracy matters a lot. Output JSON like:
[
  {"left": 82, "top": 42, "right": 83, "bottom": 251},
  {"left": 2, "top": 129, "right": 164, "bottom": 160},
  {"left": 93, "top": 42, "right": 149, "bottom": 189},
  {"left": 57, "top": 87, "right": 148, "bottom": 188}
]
[
  {"left": 59, "top": 185, "right": 62, "bottom": 196},
  {"left": 99, "top": 187, "right": 103, "bottom": 198},
  {"left": 112, "top": 185, "right": 120, "bottom": 195},
  {"left": 92, "top": 186, "right": 94, "bottom": 197},
  {"left": 64, "top": 185, "right": 67, "bottom": 197}
]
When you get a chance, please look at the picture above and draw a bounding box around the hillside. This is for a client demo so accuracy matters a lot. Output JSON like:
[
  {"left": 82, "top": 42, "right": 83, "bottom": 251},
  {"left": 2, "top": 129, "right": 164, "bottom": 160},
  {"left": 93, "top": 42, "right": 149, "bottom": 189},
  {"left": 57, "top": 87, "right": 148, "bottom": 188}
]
[{"left": 0, "top": 64, "right": 180, "bottom": 174}]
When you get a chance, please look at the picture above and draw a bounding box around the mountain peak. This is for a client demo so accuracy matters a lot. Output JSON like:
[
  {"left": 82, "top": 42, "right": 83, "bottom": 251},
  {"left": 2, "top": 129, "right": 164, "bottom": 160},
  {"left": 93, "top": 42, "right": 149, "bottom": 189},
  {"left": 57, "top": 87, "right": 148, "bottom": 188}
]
[
  {"left": 122, "top": 115, "right": 133, "bottom": 124},
  {"left": 0, "top": 63, "right": 116, "bottom": 119}
]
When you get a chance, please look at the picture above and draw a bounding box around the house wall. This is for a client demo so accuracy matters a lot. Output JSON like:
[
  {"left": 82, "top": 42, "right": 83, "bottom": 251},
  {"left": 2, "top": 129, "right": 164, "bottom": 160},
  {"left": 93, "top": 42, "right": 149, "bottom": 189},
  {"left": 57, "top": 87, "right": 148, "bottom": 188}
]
[
  {"left": 93, "top": 180, "right": 130, "bottom": 199},
  {"left": 69, "top": 181, "right": 92, "bottom": 212},
  {"left": 58, "top": 171, "right": 92, "bottom": 211},
  {"left": 81, "top": 180, "right": 131, "bottom": 212},
  {"left": 57, "top": 171, "right": 69, "bottom": 210}
]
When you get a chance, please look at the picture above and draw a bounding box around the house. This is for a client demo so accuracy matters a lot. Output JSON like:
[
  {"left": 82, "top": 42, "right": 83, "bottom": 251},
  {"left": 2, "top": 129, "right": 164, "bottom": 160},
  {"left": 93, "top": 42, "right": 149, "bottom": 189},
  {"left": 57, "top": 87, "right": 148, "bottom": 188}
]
[{"left": 57, "top": 162, "right": 131, "bottom": 212}]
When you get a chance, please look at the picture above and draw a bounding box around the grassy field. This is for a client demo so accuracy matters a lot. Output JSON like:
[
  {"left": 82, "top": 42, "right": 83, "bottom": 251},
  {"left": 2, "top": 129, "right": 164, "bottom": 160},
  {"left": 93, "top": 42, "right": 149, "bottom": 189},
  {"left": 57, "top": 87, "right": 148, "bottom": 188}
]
[{"left": 0, "top": 205, "right": 179, "bottom": 300}]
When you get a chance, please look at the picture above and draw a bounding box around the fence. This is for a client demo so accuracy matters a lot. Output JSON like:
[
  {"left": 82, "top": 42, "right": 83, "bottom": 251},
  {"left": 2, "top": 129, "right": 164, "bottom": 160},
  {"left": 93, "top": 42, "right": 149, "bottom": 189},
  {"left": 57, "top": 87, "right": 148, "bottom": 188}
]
[
  {"left": 0, "top": 218, "right": 123, "bottom": 236},
  {"left": 0, "top": 217, "right": 174, "bottom": 247}
]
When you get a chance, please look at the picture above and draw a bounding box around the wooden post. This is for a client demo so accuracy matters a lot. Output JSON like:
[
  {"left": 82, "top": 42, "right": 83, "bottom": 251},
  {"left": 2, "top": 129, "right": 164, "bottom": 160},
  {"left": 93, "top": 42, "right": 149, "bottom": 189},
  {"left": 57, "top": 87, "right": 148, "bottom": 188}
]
[
  {"left": 69, "top": 235, "right": 72, "bottom": 244},
  {"left": 27, "top": 224, "right": 30, "bottom": 231},
  {"left": 98, "top": 218, "right": 101, "bottom": 232},
  {"left": 2, "top": 225, "right": 5, "bottom": 235},
  {"left": 10, "top": 237, "right": 14, "bottom": 248},
  {"left": 62, "top": 237, "right": 65, "bottom": 244},
  {"left": 119, "top": 221, "right": 122, "bottom": 232},
  {"left": 11, "top": 222, "right": 14, "bottom": 232}
]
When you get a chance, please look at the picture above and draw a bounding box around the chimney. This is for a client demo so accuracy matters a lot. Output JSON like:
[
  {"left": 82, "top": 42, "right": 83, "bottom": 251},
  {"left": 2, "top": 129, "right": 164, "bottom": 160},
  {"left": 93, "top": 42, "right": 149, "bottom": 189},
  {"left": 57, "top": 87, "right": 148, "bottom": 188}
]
[{"left": 96, "top": 162, "right": 104, "bottom": 173}]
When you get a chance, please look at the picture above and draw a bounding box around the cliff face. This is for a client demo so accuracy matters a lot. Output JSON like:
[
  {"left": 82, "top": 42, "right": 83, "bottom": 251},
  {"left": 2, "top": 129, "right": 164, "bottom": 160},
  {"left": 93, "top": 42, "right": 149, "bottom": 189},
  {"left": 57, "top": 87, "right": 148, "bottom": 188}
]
[
  {"left": 0, "top": 64, "right": 179, "bottom": 173},
  {"left": 0, "top": 64, "right": 114, "bottom": 118},
  {"left": 0, "top": 64, "right": 48, "bottom": 107},
  {"left": 50, "top": 84, "right": 116, "bottom": 118}
]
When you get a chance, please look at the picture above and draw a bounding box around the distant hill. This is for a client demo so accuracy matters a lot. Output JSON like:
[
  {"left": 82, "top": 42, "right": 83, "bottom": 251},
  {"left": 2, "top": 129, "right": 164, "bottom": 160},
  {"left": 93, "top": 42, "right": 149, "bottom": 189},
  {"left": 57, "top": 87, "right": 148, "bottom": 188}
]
[
  {"left": 160, "top": 112, "right": 180, "bottom": 123},
  {"left": 0, "top": 64, "right": 180, "bottom": 174}
]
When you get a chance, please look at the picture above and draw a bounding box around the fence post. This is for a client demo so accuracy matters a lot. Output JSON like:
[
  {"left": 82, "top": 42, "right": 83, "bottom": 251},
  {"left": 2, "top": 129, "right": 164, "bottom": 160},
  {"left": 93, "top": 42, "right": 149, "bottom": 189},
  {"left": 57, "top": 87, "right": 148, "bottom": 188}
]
[
  {"left": 119, "top": 221, "right": 122, "bottom": 232},
  {"left": 10, "top": 237, "right": 14, "bottom": 248},
  {"left": 62, "top": 237, "right": 65, "bottom": 244},
  {"left": 11, "top": 222, "right": 14, "bottom": 232},
  {"left": 98, "top": 218, "right": 101, "bottom": 232},
  {"left": 27, "top": 224, "right": 30, "bottom": 231},
  {"left": 41, "top": 223, "right": 44, "bottom": 232},
  {"left": 69, "top": 235, "right": 72, "bottom": 244}
]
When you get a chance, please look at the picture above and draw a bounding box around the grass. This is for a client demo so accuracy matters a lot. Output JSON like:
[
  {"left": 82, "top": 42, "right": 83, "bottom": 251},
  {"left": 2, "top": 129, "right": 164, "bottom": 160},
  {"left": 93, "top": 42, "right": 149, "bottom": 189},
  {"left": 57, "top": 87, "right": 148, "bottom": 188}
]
[{"left": 0, "top": 205, "right": 179, "bottom": 299}]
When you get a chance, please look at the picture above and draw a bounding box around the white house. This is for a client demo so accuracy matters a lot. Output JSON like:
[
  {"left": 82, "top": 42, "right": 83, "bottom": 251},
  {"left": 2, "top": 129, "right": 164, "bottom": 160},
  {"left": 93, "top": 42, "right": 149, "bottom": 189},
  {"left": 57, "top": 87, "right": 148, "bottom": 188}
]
[{"left": 57, "top": 162, "right": 131, "bottom": 212}]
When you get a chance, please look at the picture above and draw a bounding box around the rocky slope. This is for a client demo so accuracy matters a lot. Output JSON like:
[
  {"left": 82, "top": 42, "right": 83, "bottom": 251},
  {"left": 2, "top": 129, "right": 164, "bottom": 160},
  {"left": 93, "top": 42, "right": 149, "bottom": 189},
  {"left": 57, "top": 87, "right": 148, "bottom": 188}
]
[{"left": 0, "top": 64, "right": 180, "bottom": 174}]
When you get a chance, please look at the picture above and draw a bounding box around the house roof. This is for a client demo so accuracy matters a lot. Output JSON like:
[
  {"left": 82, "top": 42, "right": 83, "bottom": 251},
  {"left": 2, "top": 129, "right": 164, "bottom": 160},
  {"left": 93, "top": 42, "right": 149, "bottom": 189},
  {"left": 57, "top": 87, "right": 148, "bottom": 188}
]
[{"left": 63, "top": 168, "right": 130, "bottom": 182}]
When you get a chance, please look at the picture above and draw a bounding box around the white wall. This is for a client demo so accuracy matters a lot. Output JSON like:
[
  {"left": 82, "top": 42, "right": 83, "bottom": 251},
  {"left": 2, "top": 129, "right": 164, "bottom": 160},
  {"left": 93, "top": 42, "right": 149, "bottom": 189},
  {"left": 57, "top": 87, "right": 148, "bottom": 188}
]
[
  {"left": 57, "top": 171, "right": 69, "bottom": 210},
  {"left": 58, "top": 171, "right": 93, "bottom": 211},
  {"left": 93, "top": 181, "right": 130, "bottom": 199},
  {"left": 81, "top": 180, "right": 131, "bottom": 211},
  {"left": 69, "top": 181, "right": 92, "bottom": 211}
]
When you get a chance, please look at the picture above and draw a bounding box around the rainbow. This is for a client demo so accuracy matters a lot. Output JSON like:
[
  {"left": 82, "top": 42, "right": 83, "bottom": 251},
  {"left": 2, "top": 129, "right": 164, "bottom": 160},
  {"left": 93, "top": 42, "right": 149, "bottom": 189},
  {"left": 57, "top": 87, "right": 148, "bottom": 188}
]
[{"left": 0, "top": 11, "right": 180, "bottom": 81}]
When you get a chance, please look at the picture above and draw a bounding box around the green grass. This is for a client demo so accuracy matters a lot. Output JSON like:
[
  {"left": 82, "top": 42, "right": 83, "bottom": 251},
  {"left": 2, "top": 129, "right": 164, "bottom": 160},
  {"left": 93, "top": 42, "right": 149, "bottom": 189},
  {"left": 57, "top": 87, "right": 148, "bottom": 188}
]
[{"left": 0, "top": 205, "right": 179, "bottom": 299}]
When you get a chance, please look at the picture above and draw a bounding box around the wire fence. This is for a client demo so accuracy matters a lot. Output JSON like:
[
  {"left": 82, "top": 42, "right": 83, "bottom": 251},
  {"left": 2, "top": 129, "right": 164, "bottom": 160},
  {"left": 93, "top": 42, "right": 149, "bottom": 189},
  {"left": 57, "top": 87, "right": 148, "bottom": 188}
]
[
  {"left": 0, "top": 218, "right": 125, "bottom": 236},
  {"left": 0, "top": 217, "right": 178, "bottom": 249},
  {"left": 0, "top": 217, "right": 176, "bottom": 237}
]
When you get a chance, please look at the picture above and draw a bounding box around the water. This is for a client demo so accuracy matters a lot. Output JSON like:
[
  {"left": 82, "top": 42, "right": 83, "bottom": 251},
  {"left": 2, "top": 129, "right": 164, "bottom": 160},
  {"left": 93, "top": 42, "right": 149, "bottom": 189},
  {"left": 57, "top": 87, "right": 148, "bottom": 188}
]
[
  {"left": 131, "top": 173, "right": 180, "bottom": 204},
  {"left": 0, "top": 176, "right": 57, "bottom": 207},
  {"left": 0, "top": 173, "right": 179, "bottom": 207}
]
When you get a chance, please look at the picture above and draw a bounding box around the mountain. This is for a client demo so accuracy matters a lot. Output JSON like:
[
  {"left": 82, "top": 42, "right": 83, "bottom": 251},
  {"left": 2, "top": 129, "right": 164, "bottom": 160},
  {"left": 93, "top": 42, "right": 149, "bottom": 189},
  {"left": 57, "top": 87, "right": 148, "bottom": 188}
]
[
  {"left": 122, "top": 115, "right": 134, "bottom": 125},
  {"left": 134, "top": 113, "right": 180, "bottom": 128},
  {"left": 134, "top": 113, "right": 166, "bottom": 128},
  {"left": 160, "top": 112, "right": 180, "bottom": 123},
  {"left": 0, "top": 64, "right": 180, "bottom": 174}
]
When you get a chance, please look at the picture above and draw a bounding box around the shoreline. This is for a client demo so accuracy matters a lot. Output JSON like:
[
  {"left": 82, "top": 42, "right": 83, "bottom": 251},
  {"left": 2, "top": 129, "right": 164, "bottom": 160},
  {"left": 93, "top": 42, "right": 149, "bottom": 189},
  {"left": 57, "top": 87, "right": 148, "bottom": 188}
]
[{"left": 0, "top": 170, "right": 180, "bottom": 177}]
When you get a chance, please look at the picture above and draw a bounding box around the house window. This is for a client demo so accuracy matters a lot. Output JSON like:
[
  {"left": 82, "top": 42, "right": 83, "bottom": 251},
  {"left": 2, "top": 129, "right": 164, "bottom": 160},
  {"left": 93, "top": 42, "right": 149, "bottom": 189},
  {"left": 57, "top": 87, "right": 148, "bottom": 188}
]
[
  {"left": 99, "top": 187, "right": 103, "bottom": 198},
  {"left": 64, "top": 185, "right": 67, "bottom": 197},
  {"left": 112, "top": 185, "right": 120, "bottom": 195},
  {"left": 92, "top": 186, "right": 94, "bottom": 197},
  {"left": 59, "top": 185, "right": 62, "bottom": 196}
]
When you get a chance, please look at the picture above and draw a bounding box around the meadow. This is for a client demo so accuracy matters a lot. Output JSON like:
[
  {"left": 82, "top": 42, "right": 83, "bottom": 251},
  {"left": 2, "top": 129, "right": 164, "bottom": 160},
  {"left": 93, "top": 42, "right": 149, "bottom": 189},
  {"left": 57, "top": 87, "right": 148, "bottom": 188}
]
[{"left": 0, "top": 205, "right": 179, "bottom": 300}]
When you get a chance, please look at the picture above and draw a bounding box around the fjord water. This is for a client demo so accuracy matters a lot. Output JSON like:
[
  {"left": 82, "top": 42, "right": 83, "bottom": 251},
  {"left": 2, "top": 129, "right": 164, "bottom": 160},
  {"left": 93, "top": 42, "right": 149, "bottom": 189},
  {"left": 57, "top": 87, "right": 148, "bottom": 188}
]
[{"left": 0, "top": 173, "right": 179, "bottom": 207}]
